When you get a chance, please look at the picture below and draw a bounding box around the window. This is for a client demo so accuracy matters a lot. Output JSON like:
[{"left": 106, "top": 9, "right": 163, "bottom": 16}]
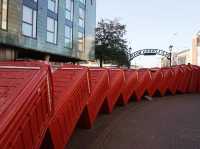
[
  {"left": 48, "top": 0, "right": 58, "bottom": 13},
  {"left": 65, "top": 0, "right": 73, "bottom": 21},
  {"left": 1, "top": 0, "right": 8, "bottom": 30},
  {"left": 47, "top": 17, "right": 57, "bottom": 44},
  {"left": 79, "top": 0, "right": 85, "bottom": 5},
  {"left": 78, "top": 32, "right": 84, "bottom": 51},
  {"left": 64, "top": 25, "right": 72, "bottom": 48},
  {"left": 79, "top": 7, "right": 85, "bottom": 28},
  {"left": 22, "top": 5, "right": 37, "bottom": 38}
]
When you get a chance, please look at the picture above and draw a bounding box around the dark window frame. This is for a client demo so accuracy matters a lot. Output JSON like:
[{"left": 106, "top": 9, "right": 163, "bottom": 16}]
[
  {"left": 46, "top": 16, "right": 58, "bottom": 44},
  {"left": 64, "top": 25, "right": 73, "bottom": 49},
  {"left": 48, "top": 0, "right": 58, "bottom": 14},
  {"left": 21, "top": 0, "right": 38, "bottom": 39},
  {"left": 0, "top": 0, "right": 9, "bottom": 30},
  {"left": 65, "top": 0, "right": 73, "bottom": 21}
]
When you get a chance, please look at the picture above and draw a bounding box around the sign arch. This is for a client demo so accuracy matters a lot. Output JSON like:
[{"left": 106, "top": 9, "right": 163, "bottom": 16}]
[{"left": 130, "top": 49, "right": 171, "bottom": 61}]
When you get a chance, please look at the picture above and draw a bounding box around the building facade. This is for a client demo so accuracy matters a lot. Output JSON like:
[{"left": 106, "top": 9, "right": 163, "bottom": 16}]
[
  {"left": 0, "top": 0, "right": 96, "bottom": 61},
  {"left": 161, "top": 49, "right": 191, "bottom": 67},
  {"left": 192, "top": 32, "right": 200, "bottom": 65}
]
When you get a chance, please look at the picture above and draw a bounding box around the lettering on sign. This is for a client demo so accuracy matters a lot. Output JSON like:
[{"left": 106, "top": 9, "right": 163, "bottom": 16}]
[{"left": 130, "top": 49, "right": 171, "bottom": 60}]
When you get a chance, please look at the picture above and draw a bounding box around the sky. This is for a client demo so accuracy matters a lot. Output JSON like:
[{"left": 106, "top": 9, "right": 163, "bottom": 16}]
[{"left": 96, "top": 0, "right": 200, "bottom": 67}]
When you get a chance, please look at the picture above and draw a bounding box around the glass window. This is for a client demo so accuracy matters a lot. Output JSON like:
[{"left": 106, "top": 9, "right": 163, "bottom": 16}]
[
  {"left": 65, "top": 0, "right": 73, "bottom": 21},
  {"left": 78, "top": 32, "right": 84, "bottom": 51},
  {"left": 22, "top": 23, "right": 32, "bottom": 37},
  {"left": 79, "top": 7, "right": 85, "bottom": 28},
  {"left": 79, "top": 0, "right": 85, "bottom": 5},
  {"left": 66, "top": 0, "right": 71, "bottom": 10},
  {"left": 79, "top": 8, "right": 85, "bottom": 19},
  {"left": 22, "top": 5, "right": 37, "bottom": 38},
  {"left": 64, "top": 25, "right": 72, "bottom": 48},
  {"left": 1, "top": 0, "right": 8, "bottom": 30},
  {"left": 23, "top": 6, "right": 33, "bottom": 24},
  {"left": 48, "top": 0, "right": 58, "bottom": 13},
  {"left": 47, "top": 17, "right": 57, "bottom": 44},
  {"left": 79, "top": 19, "right": 84, "bottom": 28}
]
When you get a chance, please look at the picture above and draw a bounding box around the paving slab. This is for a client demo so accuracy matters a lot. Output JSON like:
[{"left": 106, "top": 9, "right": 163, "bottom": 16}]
[{"left": 67, "top": 94, "right": 200, "bottom": 149}]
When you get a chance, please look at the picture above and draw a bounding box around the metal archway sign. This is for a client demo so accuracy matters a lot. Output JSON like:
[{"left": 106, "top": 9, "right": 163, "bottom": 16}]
[{"left": 130, "top": 49, "right": 171, "bottom": 61}]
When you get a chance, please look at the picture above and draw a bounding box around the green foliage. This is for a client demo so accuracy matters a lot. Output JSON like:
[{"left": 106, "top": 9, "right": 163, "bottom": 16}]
[{"left": 95, "top": 19, "right": 132, "bottom": 67}]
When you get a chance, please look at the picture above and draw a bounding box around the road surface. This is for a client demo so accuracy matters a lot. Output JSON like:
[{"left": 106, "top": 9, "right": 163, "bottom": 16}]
[{"left": 67, "top": 94, "right": 200, "bottom": 149}]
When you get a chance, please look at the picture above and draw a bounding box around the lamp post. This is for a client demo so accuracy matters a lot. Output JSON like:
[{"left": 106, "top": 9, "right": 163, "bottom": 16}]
[
  {"left": 169, "top": 45, "right": 173, "bottom": 67},
  {"left": 97, "top": 40, "right": 103, "bottom": 67}
]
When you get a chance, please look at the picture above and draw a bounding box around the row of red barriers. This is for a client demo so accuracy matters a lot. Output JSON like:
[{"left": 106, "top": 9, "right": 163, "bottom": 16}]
[
  {"left": 0, "top": 61, "right": 53, "bottom": 149},
  {"left": 0, "top": 61, "right": 199, "bottom": 149}
]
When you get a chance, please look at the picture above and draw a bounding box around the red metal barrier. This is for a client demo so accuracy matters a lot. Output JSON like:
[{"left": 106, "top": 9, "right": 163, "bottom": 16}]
[
  {"left": 178, "top": 65, "right": 192, "bottom": 93},
  {"left": 49, "top": 65, "right": 90, "bottom": 149},
  {"left": 147, "top": 68, "right": 163, "bottom": 97},
  {"left": 121, "top": 69, "right": 138, "bottom": 104},
  {"left": 159, "top": 68, "right": 175, "bottom": 96},
  {"left": 174, "top": 66, "right": 187, "bottom": 93},
  {"left": 0, "top": 61, "right": 53, "bottom": 149},
  {"left": 78, "top": 68, "right": 109, "bottom": 129},
  {"left": 134, "top": 69, "right": 152, "bottom": 101},
  {"left": 197, "top": 66, "right": 200, "bottom": 93},
  {"left": 188, "top": 65, "right": 200, "bottom": 93},
  {"left": 0, "top": 61, "right": 200, "bottom": 149},
  {"left": 104, "top": 69, "right": 124, "bottom": 113}
]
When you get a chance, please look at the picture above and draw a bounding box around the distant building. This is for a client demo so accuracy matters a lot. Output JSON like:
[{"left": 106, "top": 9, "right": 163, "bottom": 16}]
[
  {"left": 161, "top": 57, "right": 170, "bottom": 67},
  {"left": 161, "top": 49, "right": 191, "bottom": 67},
  {"left": 0, "top": 0, "right": 96, "bottom": 62},
  {"left": 192, "top": 31, "right": 200, "bottom": 65}
]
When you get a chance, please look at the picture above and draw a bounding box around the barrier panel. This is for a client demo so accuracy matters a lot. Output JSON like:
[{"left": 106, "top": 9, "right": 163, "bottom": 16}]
[
  {"left": 0, "top": 61, "right": 53, "bottom": 149},
  {"left": 197, "top": 66, "right": 200, "bottom": 93},
  {"left": 49, "top": 65, "right": 90, "bottom": 149},
  {"left": 178, "top": 65, "right": 192, "bottom": 93},
  {"left": 147, "top": 68, "right": 163, "bottom": 97},
  {"left": 104, "top": 69, "right": 124, "bottom": 113},
  {"left": 174, "top": 66, "right": 187, "bottom": 93},
  {"left": 188, "top": 65, "right": 200, "bottom": 93},
  {"left": 78, "top": 68, "right": 109, "bottom": 129},
  {"left": 134, "top": 69, "right": 152, "bottom": 101},
  {"left": 0, "top": 61, "right": 199, "bottom": 149},
  {"left": 159, "top": 68, "right": 175, "bottom": 96},
  {"left": 121, "top": 69, "right": 138, "bottom": 104},
  {"left": 196, "top": 66, "right": 200, "bottom": 93}
]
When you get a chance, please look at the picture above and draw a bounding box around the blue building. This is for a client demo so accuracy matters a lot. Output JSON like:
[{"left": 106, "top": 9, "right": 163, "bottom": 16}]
[{"left": 0, "top": 0, "right": 96, "bottom": 62}]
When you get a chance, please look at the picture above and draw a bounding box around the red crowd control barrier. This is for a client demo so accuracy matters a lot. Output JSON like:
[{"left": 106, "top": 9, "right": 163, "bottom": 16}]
[
  {"left": 159, "top": 68, "right": 175, "bottom": 96},
  {"left": 134, "top": 69, "right": 152, "bottom": 101},
  {"left": 175, "top": 66, "right": 187, "bottom": 93},
  {"left": 147, "top": 68, "right": 163, "bottom": 97},
  {"left": 178, "top": 65, "right": 192, "bottom": 93},
  {"left": 0, "top": 61, "right": 200, "bottom": 149},
  {"left": 188, "top": 65, "right": 200, "bottom": 93},
  {"left": 78, "top": 68, "right": 109, "bottom": 129},
  {"left": 49, "top": 65, "right": 90, "bottom": 149},
  {"left": 0, "top": 61, "right": 53, "bottom": 149},
  {"left": 104, "top": 69, "right": 124, "bottom": 113},
  {"left": 121, "top": 69, "right": 138, "bottom": 104}
]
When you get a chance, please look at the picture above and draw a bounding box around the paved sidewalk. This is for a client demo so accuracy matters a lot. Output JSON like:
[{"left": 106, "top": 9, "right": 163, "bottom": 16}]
[{"left": 67, "top": 94, "right": 200, "bottom": 149}]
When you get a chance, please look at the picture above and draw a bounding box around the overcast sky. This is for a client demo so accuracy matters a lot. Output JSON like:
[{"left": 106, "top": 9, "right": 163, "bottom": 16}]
[{"left": 96, "top": 0, "right": 200, "bottom": 67}]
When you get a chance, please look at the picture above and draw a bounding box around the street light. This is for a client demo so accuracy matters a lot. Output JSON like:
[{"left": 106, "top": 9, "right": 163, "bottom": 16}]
[{"left": 169, "top": 45, "right": 173, "bottom": 67}]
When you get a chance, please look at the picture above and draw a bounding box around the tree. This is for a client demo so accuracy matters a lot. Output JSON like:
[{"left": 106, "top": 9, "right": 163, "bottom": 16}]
[{"left": 95, "top": 19, "right": 132, "bottom": 67}]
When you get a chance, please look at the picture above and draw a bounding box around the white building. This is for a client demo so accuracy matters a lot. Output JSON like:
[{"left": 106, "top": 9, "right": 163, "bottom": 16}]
[{"left": 192, "top": 31, "right": 200, "bottom": 66}]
